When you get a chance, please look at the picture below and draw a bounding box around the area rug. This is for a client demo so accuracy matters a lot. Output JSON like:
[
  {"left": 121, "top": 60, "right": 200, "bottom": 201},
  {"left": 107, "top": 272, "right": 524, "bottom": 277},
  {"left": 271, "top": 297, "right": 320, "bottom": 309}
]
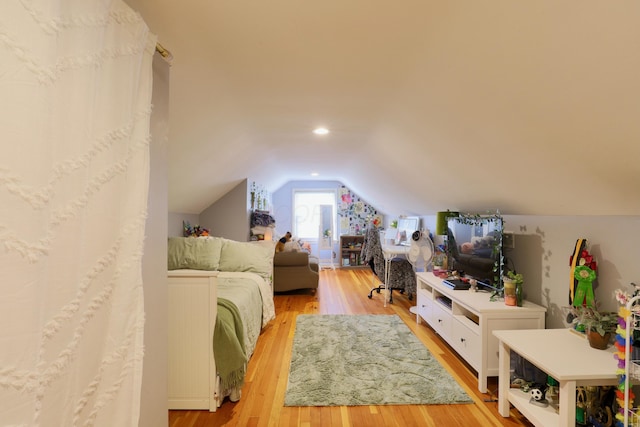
[{"left": 284, "top": 314, "right": 473, "bottom": 406}]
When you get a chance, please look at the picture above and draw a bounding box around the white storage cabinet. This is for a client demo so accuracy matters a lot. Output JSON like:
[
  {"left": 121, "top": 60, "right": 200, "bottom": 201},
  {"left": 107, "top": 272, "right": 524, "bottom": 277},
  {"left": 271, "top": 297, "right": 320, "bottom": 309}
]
[{"left": 415, "top": 272, "right": 547, "bottom": 392}]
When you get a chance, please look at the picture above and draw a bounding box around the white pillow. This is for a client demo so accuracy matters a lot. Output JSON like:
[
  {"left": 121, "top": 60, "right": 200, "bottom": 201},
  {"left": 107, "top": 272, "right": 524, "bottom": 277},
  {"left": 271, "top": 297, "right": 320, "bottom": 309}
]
[
  {"left": 283, "top": 241, "right": 300, "bottom": 252},
  {"left": 218, "top": 239, "right": 276, "bottom": 281}
]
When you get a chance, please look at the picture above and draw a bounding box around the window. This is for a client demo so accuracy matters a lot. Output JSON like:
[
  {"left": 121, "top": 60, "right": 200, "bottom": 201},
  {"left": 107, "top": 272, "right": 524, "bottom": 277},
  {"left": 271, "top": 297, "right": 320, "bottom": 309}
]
[{"left": 293, "top": 190, "right": 336, "bottom": 240}]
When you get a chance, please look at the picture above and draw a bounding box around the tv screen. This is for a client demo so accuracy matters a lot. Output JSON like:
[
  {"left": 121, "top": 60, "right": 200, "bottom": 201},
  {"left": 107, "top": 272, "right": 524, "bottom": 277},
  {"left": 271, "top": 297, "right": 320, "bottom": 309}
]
[{"left": 447, "top": 215, "right": 503, "bottom": 290}]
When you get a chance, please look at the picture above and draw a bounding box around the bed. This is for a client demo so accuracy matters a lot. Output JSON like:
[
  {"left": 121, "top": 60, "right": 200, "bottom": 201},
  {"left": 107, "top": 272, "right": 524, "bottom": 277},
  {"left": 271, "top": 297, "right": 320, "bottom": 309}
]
[{"left": 166, "top": 237, "right": 276, "bottom": 411}]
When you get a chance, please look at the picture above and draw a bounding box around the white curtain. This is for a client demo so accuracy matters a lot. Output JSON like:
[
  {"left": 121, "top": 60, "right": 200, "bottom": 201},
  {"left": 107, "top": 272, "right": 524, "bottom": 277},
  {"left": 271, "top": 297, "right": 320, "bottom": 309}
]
[{"left": 0, "top": 1, "right": 156, "bottom": 425}]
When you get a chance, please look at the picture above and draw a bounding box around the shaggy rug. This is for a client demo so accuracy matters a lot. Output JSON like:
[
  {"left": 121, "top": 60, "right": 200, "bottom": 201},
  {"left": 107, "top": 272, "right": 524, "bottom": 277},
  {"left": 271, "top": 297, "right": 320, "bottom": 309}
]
[{"left": 284, "top": 314, "right": 473, "bottom": 406}]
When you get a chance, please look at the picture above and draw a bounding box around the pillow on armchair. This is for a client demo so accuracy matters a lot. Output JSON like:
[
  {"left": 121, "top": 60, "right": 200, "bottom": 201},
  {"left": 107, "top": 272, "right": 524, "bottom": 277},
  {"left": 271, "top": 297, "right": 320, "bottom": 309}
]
[{"left": 283, "top": 240, "right": 305, "bottom": 252}]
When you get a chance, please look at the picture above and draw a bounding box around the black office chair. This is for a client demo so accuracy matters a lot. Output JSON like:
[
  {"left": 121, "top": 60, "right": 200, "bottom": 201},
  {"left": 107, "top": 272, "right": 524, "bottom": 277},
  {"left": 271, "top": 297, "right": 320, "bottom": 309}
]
[{"left": 361, "top": 226, "right": 415, "bottom": 303}]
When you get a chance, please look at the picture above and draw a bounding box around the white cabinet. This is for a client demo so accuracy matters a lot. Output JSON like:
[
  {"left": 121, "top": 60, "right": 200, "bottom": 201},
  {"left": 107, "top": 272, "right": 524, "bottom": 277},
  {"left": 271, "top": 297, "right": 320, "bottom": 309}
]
[
  {"left": 168, "top": 271, "right": 218, "bottom": 410},
  {"left": 415, "top": 272, "right": 547, "bottom": 392},
  {"left": 431, "top": 300, "right": 453, "bottom": 338},
  {"left": 416, "top": 288, "right": 432, "bottom": 322}
]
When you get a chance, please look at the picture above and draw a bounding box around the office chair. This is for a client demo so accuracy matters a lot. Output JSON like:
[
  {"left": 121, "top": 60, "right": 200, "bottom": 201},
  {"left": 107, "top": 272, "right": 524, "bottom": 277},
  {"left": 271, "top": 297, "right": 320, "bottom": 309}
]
[{"left": 361, "top": 226, "right": 416, "bottom": 303}]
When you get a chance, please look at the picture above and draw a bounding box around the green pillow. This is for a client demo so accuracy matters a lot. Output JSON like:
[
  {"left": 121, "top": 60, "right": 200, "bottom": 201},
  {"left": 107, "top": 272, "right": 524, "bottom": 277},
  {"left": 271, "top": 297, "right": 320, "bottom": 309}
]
[
  {"left": 218, "top": 239, "right": 276, "bottom": 281},
  {"left": 167, "top": 237, "right": 222, "bottom": 270}
]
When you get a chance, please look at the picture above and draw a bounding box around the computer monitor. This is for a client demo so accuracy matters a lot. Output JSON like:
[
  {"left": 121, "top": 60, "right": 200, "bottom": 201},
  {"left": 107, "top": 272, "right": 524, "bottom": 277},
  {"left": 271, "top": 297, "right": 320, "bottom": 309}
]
[{"left": 396, "top": 216, "right": 420, "bottom": 246}]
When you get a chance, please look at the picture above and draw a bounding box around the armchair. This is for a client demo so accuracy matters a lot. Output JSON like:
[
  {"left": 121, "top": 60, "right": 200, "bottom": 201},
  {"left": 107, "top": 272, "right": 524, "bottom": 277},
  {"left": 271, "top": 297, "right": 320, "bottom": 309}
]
[{"left": 273, "top": 251, "right": 319, "bottom": 292}]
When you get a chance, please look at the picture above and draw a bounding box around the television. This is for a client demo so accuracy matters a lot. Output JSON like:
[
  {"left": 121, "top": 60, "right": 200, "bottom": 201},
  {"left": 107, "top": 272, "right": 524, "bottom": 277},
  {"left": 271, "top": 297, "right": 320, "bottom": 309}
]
[{"left": 446, "top": 214, "right": 504, "bottom": 292}]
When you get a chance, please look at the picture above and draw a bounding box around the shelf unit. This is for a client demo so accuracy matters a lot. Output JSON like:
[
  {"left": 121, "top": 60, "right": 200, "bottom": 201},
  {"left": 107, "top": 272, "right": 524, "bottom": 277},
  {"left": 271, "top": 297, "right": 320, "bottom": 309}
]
[
  {"left": 416, "top": 272, "right": 547, "bottom": 392},
  {"left": 339, "top": 235, "right": 365, "bottom": 268},
  {"left": 494, "top": 328, "right": 618, "bottom": 427},
  {"left": 505, "top": 386, "right": 560, "bottom": 427},
  {"left": 623, "top": 295, "right": 640, "bottom": 426}
]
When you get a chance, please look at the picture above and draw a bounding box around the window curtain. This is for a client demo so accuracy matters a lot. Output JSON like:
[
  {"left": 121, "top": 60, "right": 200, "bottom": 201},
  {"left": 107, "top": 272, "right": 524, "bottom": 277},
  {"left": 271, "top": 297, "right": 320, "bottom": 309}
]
[{"left": 0, "top": 1, "right": 156, "bottom": 426}]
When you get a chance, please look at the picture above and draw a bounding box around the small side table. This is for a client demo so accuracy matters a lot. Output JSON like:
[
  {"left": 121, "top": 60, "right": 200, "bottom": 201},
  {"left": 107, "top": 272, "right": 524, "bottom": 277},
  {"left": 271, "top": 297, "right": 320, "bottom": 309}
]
[{"left": 493, "top": 329, "right": 617, "bottom": 427}]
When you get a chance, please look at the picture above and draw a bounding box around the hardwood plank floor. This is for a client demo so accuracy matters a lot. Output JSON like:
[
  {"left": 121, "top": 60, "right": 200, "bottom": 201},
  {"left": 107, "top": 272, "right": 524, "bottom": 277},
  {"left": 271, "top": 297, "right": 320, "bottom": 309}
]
[{"left": 169, "top": 267, "right": 534, "bottom": 427}]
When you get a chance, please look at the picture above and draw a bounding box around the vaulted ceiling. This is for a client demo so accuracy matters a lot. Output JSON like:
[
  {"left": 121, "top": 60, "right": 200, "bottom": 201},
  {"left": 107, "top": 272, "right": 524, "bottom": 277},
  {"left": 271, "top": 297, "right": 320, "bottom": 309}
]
[{"left": 126, "top": 0, "right": 640, "bottom": 216}]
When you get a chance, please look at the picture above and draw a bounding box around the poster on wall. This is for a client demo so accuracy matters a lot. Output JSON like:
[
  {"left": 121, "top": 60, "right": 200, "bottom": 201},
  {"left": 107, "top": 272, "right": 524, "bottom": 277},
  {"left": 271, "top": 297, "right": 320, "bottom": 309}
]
[{"left": 337, "top": 185, "right": 381, "bottom": 236}]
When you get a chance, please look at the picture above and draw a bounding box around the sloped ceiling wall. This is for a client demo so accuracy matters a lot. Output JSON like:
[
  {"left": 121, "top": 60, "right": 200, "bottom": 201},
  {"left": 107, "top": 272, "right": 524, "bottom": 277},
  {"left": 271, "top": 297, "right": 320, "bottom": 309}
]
[{"left": 126, "top": 0, "right": 640, "bottom": 216}]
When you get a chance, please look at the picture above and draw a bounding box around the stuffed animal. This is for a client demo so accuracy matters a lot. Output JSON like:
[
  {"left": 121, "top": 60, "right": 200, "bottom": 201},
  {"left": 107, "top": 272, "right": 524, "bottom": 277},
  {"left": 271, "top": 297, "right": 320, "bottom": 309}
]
[
  {"left": 461, "top": 242, "right": 474, "bottom": 254},
  {"left": 275, "top": 232, "right": 292, "bottom": 253}
]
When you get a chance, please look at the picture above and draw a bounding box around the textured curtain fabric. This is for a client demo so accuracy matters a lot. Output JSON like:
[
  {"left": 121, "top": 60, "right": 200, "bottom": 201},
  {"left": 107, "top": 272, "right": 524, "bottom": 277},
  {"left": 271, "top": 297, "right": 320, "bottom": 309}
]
[{"left": 0, "top": 1, "right": 156, "bottom": 425}]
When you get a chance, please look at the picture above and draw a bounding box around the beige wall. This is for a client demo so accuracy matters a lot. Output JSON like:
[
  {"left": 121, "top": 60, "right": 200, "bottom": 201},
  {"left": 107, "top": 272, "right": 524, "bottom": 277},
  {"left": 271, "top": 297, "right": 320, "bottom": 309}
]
[
  {"left": 139, "top": 53, "right": 169, "bottom": 427},
  {"left": 422, "top": 214, "right": 640, "bottom": 329},
  {"left": 199, "top": 179, "right": 250, "bottom": 241},
  {"left": 168, "top": 181, "right": 250, "bottom": 241},
  {"left": 501, "top": 215, "right": 639, "bottom": 328}
]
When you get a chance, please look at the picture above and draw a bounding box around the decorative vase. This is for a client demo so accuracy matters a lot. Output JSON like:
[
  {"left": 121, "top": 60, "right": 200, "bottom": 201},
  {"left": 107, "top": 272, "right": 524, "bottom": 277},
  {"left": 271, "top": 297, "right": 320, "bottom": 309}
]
[
  {"left": 504, "top": 279, "right": 516, "bottom": 306},
  {"left": 586, "top": 330, "right": 611, "bottom": 350},
  {"left": 516, "top": 282, "right": 523, "bottom": 307}
]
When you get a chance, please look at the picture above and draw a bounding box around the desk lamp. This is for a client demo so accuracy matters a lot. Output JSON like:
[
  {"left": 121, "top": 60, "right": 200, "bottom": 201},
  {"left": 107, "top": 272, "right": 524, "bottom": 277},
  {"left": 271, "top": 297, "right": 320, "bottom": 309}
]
[{"left": 435, "top": 210, "right": 458, "bottom": 271}]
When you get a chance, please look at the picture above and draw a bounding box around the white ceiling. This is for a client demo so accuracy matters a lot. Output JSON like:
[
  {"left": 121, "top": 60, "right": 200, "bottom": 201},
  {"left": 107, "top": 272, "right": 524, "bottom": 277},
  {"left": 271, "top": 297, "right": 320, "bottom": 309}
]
[{"left": 126, "top": 0, "right": 640, "bottom": 216}]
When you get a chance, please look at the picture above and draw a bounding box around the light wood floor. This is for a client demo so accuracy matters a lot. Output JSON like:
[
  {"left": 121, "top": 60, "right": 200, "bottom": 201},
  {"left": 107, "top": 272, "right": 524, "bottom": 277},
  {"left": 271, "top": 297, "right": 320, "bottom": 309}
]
[{"left": 169, "top": 267, "right": 533, "bottom": 427}]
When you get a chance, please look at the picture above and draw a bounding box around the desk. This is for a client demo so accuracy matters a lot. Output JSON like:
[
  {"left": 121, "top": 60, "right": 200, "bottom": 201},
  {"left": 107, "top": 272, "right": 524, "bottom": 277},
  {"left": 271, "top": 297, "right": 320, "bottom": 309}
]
[
  {"left": 380, "top": 244, "right": 410, "bottom": 307},
  {"left": 494, "top": 329, "right": 617, "bottom": 427}
]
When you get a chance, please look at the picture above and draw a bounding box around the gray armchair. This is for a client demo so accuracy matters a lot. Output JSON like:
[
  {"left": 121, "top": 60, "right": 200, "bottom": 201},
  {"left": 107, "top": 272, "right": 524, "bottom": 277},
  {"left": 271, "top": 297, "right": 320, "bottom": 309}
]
[{"left": 273, "top": 251, "right": 319, "bottom": 292}]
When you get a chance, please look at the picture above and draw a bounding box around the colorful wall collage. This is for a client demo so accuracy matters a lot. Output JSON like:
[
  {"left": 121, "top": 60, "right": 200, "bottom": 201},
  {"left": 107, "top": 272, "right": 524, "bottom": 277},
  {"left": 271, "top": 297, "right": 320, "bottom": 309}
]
[{"left": 337, "top": 185, "right": 383, "bottom": 236}]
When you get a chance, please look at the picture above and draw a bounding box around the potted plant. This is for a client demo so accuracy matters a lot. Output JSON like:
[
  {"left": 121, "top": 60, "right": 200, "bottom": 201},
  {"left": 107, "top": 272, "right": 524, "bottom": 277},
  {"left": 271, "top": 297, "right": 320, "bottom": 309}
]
[{"left": 570, "top": 305, "right": 618, "bottom": 350}]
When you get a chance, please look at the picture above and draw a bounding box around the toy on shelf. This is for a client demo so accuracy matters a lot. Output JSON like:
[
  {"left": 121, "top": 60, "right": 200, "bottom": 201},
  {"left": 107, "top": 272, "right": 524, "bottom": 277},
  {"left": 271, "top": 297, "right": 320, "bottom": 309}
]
[
  {"left": 528, "top": 383, "right": 549, "bottom": 408},
  {"left": 569, "top": 239, "right": 597, "bottom": 308},
  {"left": 614, "top": 284, "right": 640, "bottom": 427},
  {"left": 183, "top": 221, "right": 209, "bottom": 237}
]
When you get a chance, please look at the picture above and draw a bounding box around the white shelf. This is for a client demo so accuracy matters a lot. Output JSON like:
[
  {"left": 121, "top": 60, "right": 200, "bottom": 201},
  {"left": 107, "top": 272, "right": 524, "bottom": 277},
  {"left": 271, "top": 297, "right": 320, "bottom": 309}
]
[
  {"left": 507, "top": 388, "right": 559, "bottom": 427},
  {"left": 453, "top": 314, "right": 479, "bottom": 331},
  {"left": 494, "top": 328, "right": 619, "bottom": 427}
]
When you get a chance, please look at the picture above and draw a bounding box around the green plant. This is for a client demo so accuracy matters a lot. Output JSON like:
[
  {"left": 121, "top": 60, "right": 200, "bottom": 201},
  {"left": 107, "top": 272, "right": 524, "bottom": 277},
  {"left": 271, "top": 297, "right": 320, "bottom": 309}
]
[
  {"left": 505, "top": 271, "right": 523, "bottom": 285},
  {"left": 570, "top": 305, "right": 618, "bottom": 337}
]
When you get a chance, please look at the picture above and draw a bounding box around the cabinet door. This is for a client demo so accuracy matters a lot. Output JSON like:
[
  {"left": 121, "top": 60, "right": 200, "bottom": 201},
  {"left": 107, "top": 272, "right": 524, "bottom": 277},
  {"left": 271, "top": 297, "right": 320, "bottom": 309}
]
[
  {"left": 416, "top": 289, "right": 432, "bottom": 324},
  {"left": 431, "top": 302, "right": 452, "bottom": 338},
  {"left": 452, "top": 319, "right": 480, "bottom": 370}
]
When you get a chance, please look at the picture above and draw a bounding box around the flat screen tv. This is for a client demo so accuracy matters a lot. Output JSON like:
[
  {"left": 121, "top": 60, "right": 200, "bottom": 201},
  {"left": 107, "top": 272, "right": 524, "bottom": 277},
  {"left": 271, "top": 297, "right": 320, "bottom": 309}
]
[{"left": 446, "top": 214, "right": 504, "bottom": 292}]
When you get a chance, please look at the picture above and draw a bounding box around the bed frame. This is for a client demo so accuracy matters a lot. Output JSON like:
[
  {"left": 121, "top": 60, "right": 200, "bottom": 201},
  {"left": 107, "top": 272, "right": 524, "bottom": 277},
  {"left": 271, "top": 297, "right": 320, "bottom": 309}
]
[{"left": 167, "top": 270, "right": 222, "bottom": 411}]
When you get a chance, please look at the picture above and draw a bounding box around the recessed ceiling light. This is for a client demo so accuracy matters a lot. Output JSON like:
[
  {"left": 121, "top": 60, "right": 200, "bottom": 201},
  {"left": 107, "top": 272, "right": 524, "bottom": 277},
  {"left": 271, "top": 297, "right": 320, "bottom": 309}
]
[
  {"left": 311, "top": 172, "right": 319, "bottom": 177},
  {"left": 313, "top": 127, "right": 329, "bottom": 135}
]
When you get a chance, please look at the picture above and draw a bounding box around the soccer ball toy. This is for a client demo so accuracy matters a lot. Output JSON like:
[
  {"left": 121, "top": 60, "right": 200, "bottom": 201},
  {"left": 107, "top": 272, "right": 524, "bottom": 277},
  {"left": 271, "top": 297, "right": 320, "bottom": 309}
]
[{"left": 529, "top": 383, "right": 549, "bottom": 407}]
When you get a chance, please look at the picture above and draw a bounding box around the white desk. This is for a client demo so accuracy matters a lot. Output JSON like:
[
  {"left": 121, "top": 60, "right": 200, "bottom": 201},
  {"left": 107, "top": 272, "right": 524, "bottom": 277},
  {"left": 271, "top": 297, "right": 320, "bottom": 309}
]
[
  {"left": 494, "top": 329, "right": 617, "bottom": 427},
  {"left": 380, "top": 244, "right": 410, "bottom": 307}
]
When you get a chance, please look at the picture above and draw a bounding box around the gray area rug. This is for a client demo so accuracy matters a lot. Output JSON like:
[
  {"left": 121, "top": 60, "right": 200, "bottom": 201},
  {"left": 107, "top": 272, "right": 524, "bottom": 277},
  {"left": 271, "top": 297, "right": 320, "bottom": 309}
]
[{"left": 284, "top": 314, "right": 473, "bottom": 406}]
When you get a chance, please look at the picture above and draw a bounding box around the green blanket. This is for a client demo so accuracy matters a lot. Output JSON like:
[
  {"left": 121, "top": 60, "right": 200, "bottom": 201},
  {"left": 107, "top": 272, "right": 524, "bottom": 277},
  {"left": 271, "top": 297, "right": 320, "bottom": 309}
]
[{"left": 214, "top": 298, "right": 247, "bottom": 391}]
